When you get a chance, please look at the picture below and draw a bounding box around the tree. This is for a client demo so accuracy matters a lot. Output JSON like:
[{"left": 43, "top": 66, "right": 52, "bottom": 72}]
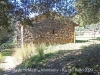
[
  {"left": 8, "top": 0, "right": 76, "bottom": 25},
  {"left": 74, "top": 0, "right": 100, "bottom": 26},
  {"left": 30, "top": 0, "right": 76, "bottom": 16},
  {"left": 2, "top": 0, "right": 100, "bottom": 27},
  {"left": 4, "top": 0, "right": 77, "bottom": 22},
  {"left": 0, "top": 0, "right": 13, "bottom": 27},
  {"left": 11, "top": 0, "right": 76, "bottom": 17}
]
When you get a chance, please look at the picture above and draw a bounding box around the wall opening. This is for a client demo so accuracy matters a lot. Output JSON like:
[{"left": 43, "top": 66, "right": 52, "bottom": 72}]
[{"left": 53, "top": 29, "right": 55, "bottom": 34}]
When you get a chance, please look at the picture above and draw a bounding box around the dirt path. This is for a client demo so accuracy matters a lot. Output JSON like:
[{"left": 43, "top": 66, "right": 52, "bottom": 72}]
[
  {"left": 0, "top": 56, "right": 22, "bottom": 75},
  {"left": 0, "top": 56, "right": 16, "bottom": 70}
]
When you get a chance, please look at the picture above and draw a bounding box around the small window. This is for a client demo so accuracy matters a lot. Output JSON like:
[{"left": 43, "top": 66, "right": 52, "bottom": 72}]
[{"left": 53, "top": 29, "right": 55, "bottom": 34}]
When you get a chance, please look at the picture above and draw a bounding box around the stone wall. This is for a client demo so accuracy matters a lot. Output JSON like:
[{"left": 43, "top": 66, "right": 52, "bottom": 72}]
[
  {"left": 17, "top": 11, "right": 78, "bottom": 45},
  {"left": 17, "top": 19, "right": 75, "bottom": 45}
]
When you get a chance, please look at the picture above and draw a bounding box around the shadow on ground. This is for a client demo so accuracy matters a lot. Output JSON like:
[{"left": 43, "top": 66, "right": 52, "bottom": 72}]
[
  {"left": 75, "top": 40, "right": 88, "bottom": 43},
  {"left": 1, "top": 44, "right": 100, "bottom": 75}
]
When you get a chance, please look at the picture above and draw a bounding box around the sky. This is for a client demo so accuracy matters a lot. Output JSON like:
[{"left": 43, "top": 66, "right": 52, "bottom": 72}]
[{"left": 9, "top": 0, "right": 76, "bottom": 18}]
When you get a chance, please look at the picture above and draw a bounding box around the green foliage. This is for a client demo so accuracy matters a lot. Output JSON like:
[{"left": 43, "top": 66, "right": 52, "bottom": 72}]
[
  {"left": 82, "top": 44, "right": 100, "bottom": 51},
  {"left": 13, "top": 43, "right": 36, "bottom": 62},
  {"left": 76, "top": 40, "right": 88, "bottom": 43},
  {"left": 20, "top": 18, "right": 33, "bottom": 26},
  {"left": 25, "top": 55, "right": 45, "bottom": 68},
  {"left": 36, "top": 43, "right": 47, "bottom": 60},
  {"left": 96, "top": 37, "right": 100, "bottom": 41},
  {"left": 0, "top": 53, "right": 2, "bottom": 62},
  {"left": 0, "top": 52, "right": 6, "bottom": 62},
  {"left": 0, "top": 42, "right": 14, "bottom": 52},
  {"left": 24, "top": 52, "right": 54, "bottom": 68},
  {"left": 1, "top": 50, "right": 13, "bottom": 56},
  {"left": 74, "top": 0, "right": 100, "bottom": 26},
  {"left": 0, "top": 0, "right": 14, "bottom": 27},
  {"left": 0, "top": 68, "right": 3, "bottom": 75}
]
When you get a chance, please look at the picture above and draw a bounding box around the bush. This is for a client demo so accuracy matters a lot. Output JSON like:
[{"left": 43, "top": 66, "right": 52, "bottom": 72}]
[
  {"left": 25, "top": 55, "right": 42, "bottom": 68},
  {"left": 36, "top": 43, "right": 46, "bottom": 60}
]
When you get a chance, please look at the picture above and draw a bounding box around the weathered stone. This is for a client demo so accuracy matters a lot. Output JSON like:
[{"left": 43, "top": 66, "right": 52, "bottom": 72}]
[{"left": 17, "top": 11, "right": 78, "bottom": 45}]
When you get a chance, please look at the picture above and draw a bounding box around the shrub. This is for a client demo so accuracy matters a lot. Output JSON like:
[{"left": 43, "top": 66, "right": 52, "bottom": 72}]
[{"left": 36, "top": 43, "right": 46, "bottom": 60}]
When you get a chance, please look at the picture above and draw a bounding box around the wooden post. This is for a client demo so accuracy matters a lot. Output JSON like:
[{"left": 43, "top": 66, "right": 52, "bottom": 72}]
[
  {"left": 93, "top": 24, "right": 96, "bottom": 44},
  {"left": 73, "top": 25, "right": 76, "bottom": 44},
  {"left": 74, "top": 31, "right": 76, "bottom": 43},
  {"left": 21, "top": 25, "right": 24, "bottom": 59}
]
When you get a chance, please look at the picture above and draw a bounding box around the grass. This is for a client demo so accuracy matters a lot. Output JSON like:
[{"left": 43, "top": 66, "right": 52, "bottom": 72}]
[
  {"left": 75, "top": 40, "right": 88, "bottom": 43},
  {"left": 0, "top": 42, "right": 14, "bottom": 51},
  {"left": 15, "top": 43, "right": 74, "bottom": 69},
  {"left": 0, "top": 42, "right": 14, "bottom": 62},
  {"left": 13, "top": 43, "right": 47, "bottom": 66},
  {"left": 1, "top": 49, "right": 13, "bottom": 56},
  {"left": 0, "top": 52, "right": 6, "bottom": 62},
  {"left": 24, "top": 55, "right": 43, "bottom": 68},
  {"left": 0, "top": 52, "right": 2, "bottom": 62},
  {"left": 13, "top": 43, "right": 38, "bottom": 64},
  {"left": 14, "top": 42, "right": 80, "bottom": 60},
  {"left": 15, "top": 50, "right": 57, "bottom": 69},
  {"left": 24, "top": 52, "right": 55, "bottom": 68},
  {"left": 0, "top": 45, "right": 14, "bottom": 62},
  {"left": 24, "top": 43, "right": 99, "bottom": 65},
  {"left": 0, "top": 40, "right": 99, "bottom": 75},
  {"left": 0, "top": 42, "right": 96, "bottom": 75},
  {"left": 0, "top": 68, "right": 3, "bottom": 75},
  {"left": 97, "top": 37, "right": 100, "bottom": 40},
  {"left": 82, "top": 44, "right": 100, "bottom": 50},
  {"left": 18, "top": 49, "right": 69, "bottom": 69},
  {"left": 11, "top": 42, "right": 100, "bottom": 74},
  {"left": 36, "top": 43, "right": 47, "bottom": 59}
]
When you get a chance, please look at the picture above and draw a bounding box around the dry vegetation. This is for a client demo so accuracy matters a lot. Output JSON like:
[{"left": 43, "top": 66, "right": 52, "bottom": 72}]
[
  {"left": 1, "top": 41, "right": 100, "bottom": 75},
  {"left": 13, "top": 43, "right": 37, "bottom": 64}
]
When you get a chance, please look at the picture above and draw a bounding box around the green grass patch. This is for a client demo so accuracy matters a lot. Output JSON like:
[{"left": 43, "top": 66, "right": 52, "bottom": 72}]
[
  {"left": 23, "top": 50, "right": 67, "bottom": 68},
  {"left": 0, "top": 42, "right": 14, "bottom": 51},
  {"left": 0, "top": 49, "right": 13, "bottom": 62},
  {"left": 95, "top": 37, "right": 100, "bottom": 41},
  {"left": 0, "top": 68, "right": 3, "bottom": 75},
  {"left": 1, "top": 51, "right": 12, "bottom": 56},
  {"left": 0, "top": 52, "right": 6, "bottom": 62},
  {"left": 36, "top": 44, "right": 45, "bottom": 60},
  {"left": 0, "top": 53, "right": 2, "bottom": 62},
  {"left": 82, "top": 44, "right": 100, "bottom": 50},
  {"left": 1, "top": 48, "right": 13, "bottom": 56},
  {"left": 24, "top": 53, "right": 55, "bottom": 68},
  {"left": 76, "top": 40, "right": 88, "bottom": 43},
  {"left": 18, "top": 52, "right": 55, "bottom": 69}
]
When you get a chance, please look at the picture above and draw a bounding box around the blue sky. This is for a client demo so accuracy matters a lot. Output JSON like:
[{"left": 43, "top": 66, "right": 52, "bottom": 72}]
[{"left": 9, "top": 0, "right": 76, "bottom": 17}]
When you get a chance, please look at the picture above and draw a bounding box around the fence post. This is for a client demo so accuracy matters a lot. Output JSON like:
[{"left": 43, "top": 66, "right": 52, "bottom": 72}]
[
  {"left": 74, "top": 31, "right": 76, "bottom": 43},
  {"left": 93, "top": 24, "right": 96, "bottom": 44},
  {"left": 21, "top": 25, "right": 24, "bottom": 59}
]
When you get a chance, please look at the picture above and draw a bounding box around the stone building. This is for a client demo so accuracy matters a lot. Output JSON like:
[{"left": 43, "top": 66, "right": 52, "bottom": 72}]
[{"left": 17, "top": 11, "right": 78, "bottom": 45}]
